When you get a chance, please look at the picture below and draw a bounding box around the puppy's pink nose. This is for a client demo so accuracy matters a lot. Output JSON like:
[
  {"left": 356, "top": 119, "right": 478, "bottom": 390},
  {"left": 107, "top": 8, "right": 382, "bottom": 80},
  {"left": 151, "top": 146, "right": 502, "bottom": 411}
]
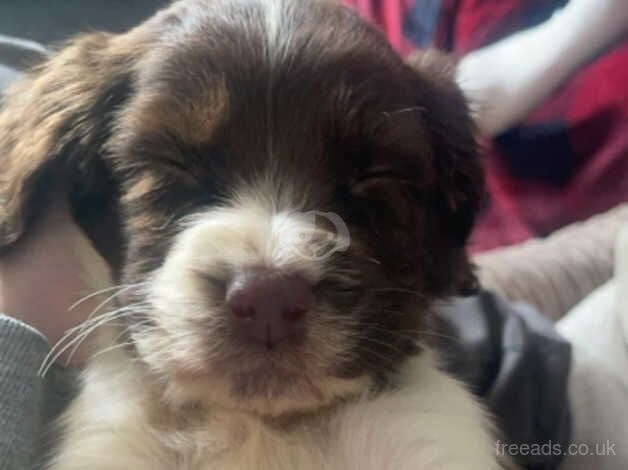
[{"left": 226, "top": 271, "right": 312, "bottom": 348}]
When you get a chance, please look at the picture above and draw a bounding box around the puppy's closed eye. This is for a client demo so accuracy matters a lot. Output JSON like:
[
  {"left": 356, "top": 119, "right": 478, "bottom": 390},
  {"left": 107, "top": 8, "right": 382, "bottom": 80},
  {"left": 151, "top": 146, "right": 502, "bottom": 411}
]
[{"left": 350, "top": 169, "right": 416, "bottom": 194}]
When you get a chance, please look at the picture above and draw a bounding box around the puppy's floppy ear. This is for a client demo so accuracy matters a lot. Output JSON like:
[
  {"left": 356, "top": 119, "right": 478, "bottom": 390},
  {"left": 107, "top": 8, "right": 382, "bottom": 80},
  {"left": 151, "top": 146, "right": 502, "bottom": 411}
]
[
  {"left": 0, "top": 32, "right": 143, "bottom": 272},
  {"left": 405, "top": 49, "right": 484, "bottom": 293}
]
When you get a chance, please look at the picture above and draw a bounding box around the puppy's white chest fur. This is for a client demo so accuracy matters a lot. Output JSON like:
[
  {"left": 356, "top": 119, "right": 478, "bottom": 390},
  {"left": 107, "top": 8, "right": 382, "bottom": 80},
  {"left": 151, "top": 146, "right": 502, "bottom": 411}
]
[{"left": 50, "top": 351, "right": 498, "bottom": 470}]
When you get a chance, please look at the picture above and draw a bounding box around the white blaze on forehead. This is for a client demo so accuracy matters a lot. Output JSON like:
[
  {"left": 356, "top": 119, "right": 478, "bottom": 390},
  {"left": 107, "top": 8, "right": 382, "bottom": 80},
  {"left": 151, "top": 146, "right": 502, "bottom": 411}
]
[
  {"left": 149, "top": 191, "right": 350, "bottom": 309},
  {"left": 165, "top": 206, "right": 326, "bottom": 281},
  {"left": 263, "top": 0, "right": 293, "bottom": 63}
]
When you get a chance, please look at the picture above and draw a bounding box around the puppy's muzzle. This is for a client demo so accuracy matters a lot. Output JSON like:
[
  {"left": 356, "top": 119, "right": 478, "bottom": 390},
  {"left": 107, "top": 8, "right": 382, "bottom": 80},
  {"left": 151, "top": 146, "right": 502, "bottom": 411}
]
[{"left": 226, "top": 269, "right": 313, "bottom": 349}]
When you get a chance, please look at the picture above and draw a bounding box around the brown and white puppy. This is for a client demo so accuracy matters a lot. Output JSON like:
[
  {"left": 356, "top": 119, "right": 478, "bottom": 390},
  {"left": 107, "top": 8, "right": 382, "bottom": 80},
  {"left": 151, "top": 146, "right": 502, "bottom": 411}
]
[{"left": 0, "top": 0, "right": 497, "bottom": 468}]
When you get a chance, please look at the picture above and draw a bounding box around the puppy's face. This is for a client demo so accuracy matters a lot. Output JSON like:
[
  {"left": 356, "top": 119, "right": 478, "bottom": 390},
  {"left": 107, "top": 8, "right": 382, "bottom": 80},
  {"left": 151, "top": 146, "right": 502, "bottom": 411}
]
[{"left": 0, "top": 0, "right": 481, "bottom": 416}]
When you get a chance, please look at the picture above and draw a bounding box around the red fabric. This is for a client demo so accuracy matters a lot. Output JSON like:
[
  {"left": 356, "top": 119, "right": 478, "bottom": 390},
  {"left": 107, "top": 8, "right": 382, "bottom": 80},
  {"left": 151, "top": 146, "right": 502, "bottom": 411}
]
[
  {"left": 453, "top": 0, "right": 528, "bottom": 52},
  {"left": 470, "top": 42, "right": 628, "bottom": 251},
  {"left": 344, "top": 0, "right": 416, "bottom": 54}
]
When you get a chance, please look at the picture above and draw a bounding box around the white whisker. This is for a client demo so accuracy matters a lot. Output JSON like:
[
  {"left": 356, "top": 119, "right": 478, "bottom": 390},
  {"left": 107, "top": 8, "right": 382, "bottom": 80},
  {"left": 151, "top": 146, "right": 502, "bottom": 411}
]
[
  {"left": 89, "top": 341, "right": 136, "bottom": 361},
  {"left": 39, "top": 304, "right": 146, "bottom": 377},
  {"left": 68, "top": 283, "right": 144, "bottom": 311}
]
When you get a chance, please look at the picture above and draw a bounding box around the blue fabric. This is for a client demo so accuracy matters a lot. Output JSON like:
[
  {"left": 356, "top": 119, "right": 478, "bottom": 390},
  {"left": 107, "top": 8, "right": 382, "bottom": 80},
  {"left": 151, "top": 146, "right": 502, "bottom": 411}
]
[
  {"left": 519, "top": 0, "right": 569, "bottom": 31},
  {"left": 495, "top": 123, "right": 575, "bottom": 186},
  {"left": 404, "top": 0, "right": 441, "bottom": 47}
]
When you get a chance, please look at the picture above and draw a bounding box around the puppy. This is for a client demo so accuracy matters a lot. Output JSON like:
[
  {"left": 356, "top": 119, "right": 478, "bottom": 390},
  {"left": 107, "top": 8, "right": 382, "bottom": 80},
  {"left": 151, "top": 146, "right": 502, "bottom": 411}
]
[{"left": 0, "top": 0, "right": 498, "bottom": 468}]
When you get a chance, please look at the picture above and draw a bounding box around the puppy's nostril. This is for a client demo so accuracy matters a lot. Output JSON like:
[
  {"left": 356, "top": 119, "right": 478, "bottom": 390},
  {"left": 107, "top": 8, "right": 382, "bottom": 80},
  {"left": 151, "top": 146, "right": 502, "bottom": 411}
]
[
  {"left": 282, "top": 307, "right": 307, "bottom": 323},
  {"left": 226, "top": 270, "right": 312, "bottom": 347},
  {"left": 231, "top": 304, "right": 256, "bottom": 320}
]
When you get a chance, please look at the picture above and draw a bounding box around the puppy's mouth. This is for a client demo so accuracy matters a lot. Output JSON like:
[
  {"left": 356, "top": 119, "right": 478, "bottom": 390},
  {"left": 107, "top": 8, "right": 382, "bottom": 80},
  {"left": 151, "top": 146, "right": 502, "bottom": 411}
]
[
  {"left": 164, "top": 342, "right": 364, "bottom": 416},
  {"left": 184, "top": 352, "right": 312, "bottom": 393},
  {"left": 150, "top": 303, "right": 366, "bottom": 415},
  {"left": 173, "top": 340, "right": 309, "bottom": 379}
]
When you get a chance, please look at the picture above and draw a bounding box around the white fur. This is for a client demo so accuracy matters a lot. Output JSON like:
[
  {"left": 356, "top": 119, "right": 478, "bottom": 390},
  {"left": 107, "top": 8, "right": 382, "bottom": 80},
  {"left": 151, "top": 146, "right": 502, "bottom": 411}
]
[
  {"left": 557, "top": 225, "right": 628, "bottom": 469},
  {"left": 49, "top": 348, "right": 498, "bottom": 469}
]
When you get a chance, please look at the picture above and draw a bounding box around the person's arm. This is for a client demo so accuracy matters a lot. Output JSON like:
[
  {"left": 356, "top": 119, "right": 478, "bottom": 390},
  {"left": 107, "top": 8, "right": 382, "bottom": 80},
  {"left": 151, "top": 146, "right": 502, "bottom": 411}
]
[
  {"left": 456, "top": 0, "right": 628, "bottom": 137},
  {"left": 0, "top": 315, "right": 49, "bottom": 469}
]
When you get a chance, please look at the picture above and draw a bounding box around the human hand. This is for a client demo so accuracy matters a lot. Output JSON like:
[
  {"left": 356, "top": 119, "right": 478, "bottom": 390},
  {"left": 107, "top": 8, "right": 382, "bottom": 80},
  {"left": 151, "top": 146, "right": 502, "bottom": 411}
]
[{"left": 0, "top": 198, "right": 111, "bottom": 365}]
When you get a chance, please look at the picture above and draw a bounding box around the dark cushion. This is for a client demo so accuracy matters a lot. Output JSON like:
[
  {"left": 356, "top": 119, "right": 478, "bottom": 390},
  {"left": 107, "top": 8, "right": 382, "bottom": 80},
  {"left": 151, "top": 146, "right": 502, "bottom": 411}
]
[{"left": 0, "top": 35, "right": 46, "bottom": 93}]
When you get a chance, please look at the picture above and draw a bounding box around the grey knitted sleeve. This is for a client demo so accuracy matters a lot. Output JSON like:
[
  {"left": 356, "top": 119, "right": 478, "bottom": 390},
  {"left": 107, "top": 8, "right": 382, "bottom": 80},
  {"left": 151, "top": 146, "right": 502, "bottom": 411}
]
[{"left": 0, "top": 314, "right": 49, "bottom": 470}]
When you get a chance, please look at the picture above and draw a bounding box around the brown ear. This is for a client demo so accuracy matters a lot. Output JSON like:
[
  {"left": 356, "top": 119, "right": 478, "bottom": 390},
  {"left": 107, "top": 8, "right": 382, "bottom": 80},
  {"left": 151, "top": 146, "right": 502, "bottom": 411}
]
[
  {"left": 0, "top": 32, "right": 143, "bottom": 271},
  {"left": 405, "top": 49, "right": 485, "bottom": 294}
]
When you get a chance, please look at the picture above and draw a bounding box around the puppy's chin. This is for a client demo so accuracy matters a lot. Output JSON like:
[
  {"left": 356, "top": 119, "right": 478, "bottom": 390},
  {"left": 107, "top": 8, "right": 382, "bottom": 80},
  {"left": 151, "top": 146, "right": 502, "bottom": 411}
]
[
  {"left": 133, "top": 319, "right": 372, "bottom": 416},
  {"left": 133, "top": 326, "right": 370, "bottom": 417},
  {"left": 161, "top": 367, "right": 371, "bottom": 416}
]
